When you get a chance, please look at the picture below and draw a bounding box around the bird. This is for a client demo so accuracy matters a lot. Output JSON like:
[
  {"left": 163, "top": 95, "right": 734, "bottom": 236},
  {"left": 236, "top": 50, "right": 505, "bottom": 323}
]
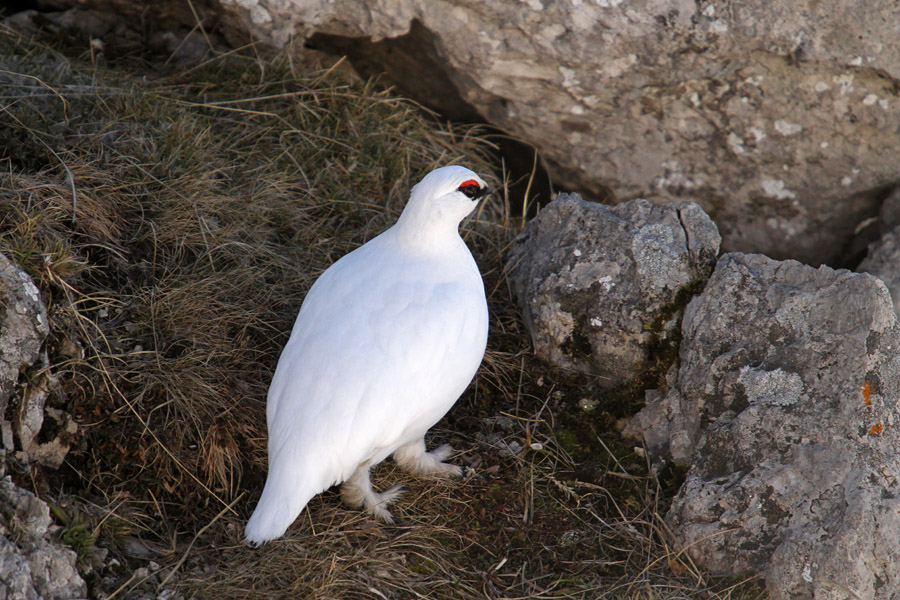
[{"left": 244, "top": 165, "right": 491, "bottom": 545}]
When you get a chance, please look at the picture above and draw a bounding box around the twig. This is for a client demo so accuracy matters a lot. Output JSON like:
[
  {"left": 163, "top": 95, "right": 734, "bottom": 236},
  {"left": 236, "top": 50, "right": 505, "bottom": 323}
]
[
  {"left": 523, "top": 148, "right": 538, "bottom": 218},
  {"left": 184, "top": 0, "right": 215, "bottom": 55}
]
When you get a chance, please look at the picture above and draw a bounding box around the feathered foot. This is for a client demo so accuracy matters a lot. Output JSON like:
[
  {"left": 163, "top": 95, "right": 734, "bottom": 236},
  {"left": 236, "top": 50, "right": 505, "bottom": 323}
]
[
  {"left": 341, "top": 464, "right": 405, "bottom": 523},
  {"left": 393, "top": 438, "right": 463, "bottom": 478}
]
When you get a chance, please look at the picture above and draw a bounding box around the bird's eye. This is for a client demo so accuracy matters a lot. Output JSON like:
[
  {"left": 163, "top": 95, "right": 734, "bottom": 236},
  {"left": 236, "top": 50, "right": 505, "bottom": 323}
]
[
  {"left": 457, "top": 180, "right": 488, "bottom": 199},
  {"left": 458, "top": 185, "right": 480, "bottom": 199}
]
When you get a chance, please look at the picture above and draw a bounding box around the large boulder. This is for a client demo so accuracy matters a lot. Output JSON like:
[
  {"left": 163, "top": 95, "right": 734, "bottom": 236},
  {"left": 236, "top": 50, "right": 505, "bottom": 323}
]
[
  {"left": 506, "top": 193, "right": 719, "bottom": 386},
  {"left": 627, "top": 252, "right": 900, "bottom": 599}
]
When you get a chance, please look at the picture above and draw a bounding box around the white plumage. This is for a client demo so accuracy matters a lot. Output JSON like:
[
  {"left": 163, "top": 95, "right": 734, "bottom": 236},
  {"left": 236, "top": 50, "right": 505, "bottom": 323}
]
[{"left": 244, "top": 165, "right": 490, "bottom": 544}]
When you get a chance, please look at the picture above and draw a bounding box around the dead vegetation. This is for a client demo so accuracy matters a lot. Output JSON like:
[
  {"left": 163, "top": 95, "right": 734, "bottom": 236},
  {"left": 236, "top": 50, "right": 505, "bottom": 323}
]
[{"left": 0, "top": 23, "right": 766, "bottom": 600}]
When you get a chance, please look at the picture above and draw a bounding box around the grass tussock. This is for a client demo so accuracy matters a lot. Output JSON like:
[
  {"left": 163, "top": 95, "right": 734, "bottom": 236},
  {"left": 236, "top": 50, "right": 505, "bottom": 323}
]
[{"left": 0, "top": 23, "right": 765, "bottom": 600}]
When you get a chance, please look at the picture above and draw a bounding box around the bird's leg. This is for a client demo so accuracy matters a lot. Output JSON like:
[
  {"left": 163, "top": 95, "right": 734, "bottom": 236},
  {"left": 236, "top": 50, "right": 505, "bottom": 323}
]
[
  {"left": 393, "top": 438, "right": 463, "bottom": 478},
  {"left": 340, "top": 463, "right": 405, "bottom": 524}
]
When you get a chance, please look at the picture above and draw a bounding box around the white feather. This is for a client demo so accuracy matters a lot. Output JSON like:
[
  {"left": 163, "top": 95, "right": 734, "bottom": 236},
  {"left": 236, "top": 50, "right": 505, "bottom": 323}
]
[{"left": 245, "top": 166, "right": 489, "bottom": 544}]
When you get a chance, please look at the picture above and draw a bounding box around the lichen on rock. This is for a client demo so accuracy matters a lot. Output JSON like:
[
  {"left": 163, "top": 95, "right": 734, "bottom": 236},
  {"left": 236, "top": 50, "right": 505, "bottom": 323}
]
[
  {"left": 506, "top": 193, "right": 720, "bottom": 388},
  {"left": 628, "top": 252, "right": 900, "bottom": 599}
]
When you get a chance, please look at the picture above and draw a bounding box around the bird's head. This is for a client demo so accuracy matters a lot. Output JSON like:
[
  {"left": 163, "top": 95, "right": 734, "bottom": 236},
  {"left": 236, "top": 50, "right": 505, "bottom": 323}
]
[{"left": 397, "top": 166, "right": 491, "bottom": 235}]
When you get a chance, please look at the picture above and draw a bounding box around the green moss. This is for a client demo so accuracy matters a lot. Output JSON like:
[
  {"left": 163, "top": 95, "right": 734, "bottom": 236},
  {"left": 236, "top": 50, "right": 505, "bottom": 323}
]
[
  {"left": 544, "top": 276, "right": 714, "bottom": 511},
  {"left": 643, "top": 276, "right": 709, "bottom": 335},
  {"left": 638, "top": 276, "right": 710, "bottom": 391},
  {"left": 554, "top": 429, "right": 582, "bottom": 456}
]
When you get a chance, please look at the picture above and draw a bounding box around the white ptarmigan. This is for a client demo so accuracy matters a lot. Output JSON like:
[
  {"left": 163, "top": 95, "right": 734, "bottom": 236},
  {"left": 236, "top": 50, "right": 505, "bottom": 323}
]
[{"left": 244, "top": 165, "right": 490, "bottom": 544}]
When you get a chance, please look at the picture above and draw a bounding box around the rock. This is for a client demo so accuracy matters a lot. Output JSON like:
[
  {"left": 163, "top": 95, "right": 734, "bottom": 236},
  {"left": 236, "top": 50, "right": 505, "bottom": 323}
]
[
  {"left": 0, "top": 476, "right": 87, "bottom": 599},
  {"left": 16, "top": 379, "right": 79, "bottom": 470},
  {"left": 284, "top": 0, "right": 900, "bottom": 264},
  {"left": 0, "top": 253, "right": 77, "bottom": 468},
  {"left": 858, "top": 227, "right": 900, "bottom": 318},
  {"left": 0, "top": 253, "right": 49, "bottom": 447},
  {"left": 879, "top": 186, "right": 900, "bottom": 230},
  {"left": 858, "top": 186, "right": 900, "bottom": 319},
  {"left": 506, "top": 193, "right": 719, "bottom": 386},
  {"left": 39, "top": 8, "right": 129, "bottom": 41},
  {"left": 628, "top": 252, "right": 900, "bottom": 599}
]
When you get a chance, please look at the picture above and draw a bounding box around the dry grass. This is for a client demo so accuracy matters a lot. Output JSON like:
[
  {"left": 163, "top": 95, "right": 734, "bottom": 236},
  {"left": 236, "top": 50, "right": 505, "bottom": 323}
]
[{"left": 0, "top": 23, "right": 766, "bottom": 600}]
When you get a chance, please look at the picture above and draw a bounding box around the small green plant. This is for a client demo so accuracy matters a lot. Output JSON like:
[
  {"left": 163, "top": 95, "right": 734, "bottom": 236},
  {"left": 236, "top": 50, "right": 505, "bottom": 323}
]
[{"left": 50, "top": 503, "right": 97, "bottom": 559}]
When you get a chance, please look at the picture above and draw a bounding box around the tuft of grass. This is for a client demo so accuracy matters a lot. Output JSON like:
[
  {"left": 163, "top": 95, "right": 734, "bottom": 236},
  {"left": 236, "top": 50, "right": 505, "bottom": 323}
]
[{"left": 0, "top": 24, "right": 767, "bottom": 600}]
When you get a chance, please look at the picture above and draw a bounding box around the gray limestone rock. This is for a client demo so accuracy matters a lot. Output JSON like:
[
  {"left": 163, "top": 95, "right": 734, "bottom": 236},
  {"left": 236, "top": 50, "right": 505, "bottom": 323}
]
[
  {"left": 0, "top": 253, "right": 77, "bottom": 468},
  {"left": 0, "top": 476, "right": 87, "bottom": 599},
  {"left": 0, "top": 253, "right": 49, "bottom": 446},
  {"left": 629, "top": 252, "right": 900, "bottom": 599},
  {"left": 858, "top": 227, "right": 900, "bottom": 319},
  {"left": 506, "top": 193, "right": 719, "bottom": 386},
  {"left": 858, "top": 187, "right": 900, "bottom": 319}
]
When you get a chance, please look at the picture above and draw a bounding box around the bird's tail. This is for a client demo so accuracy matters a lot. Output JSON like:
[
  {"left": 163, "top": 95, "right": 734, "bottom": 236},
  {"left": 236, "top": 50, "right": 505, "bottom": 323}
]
[{"left": 244, "top": 466, "right": 316, "bottom": 545}]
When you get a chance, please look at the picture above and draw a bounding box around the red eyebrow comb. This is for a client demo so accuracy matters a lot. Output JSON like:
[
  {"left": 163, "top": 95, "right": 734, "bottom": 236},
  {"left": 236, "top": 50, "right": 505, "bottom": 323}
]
[{"left": 460, "top": 179, "right": 480, "bottom": 187}]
